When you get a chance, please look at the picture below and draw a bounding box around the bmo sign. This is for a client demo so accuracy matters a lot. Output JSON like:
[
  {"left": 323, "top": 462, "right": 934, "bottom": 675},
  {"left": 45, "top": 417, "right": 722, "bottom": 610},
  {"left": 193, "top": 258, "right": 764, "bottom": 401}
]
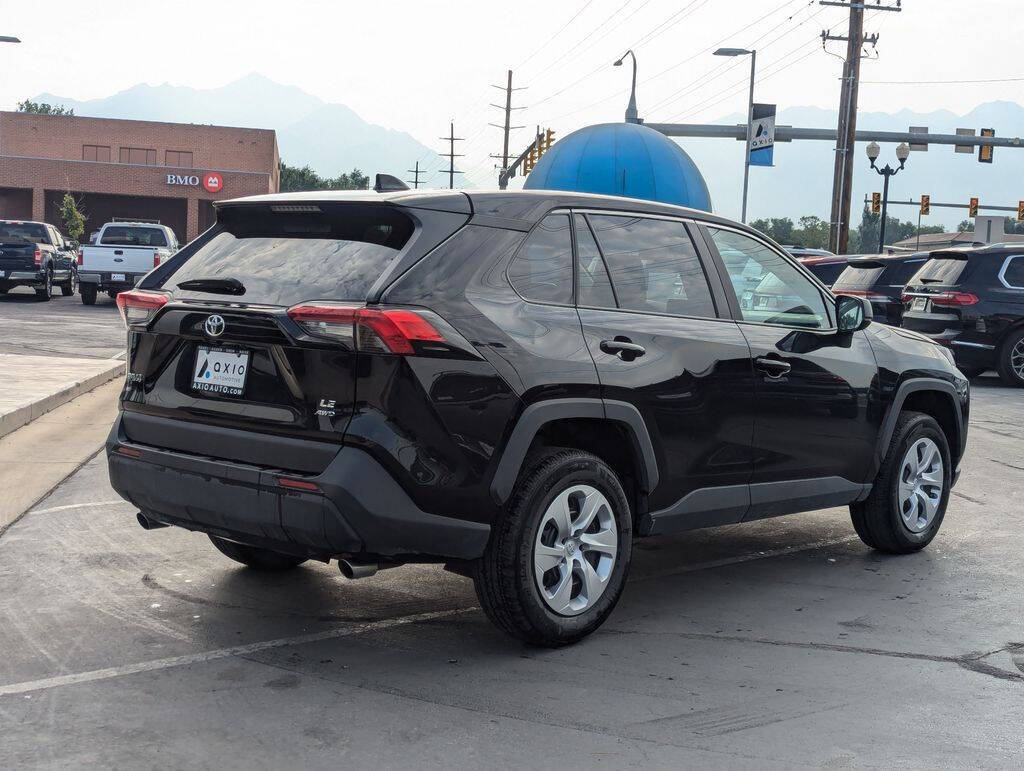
[{"left": 165, "top": 172, "right": 224, "bottom": 194}]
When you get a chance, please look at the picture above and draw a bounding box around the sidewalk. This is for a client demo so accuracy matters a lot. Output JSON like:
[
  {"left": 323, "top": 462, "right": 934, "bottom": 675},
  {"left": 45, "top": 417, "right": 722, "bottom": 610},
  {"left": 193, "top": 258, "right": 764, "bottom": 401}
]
[{"left": 0, "top": 353, "right": 124, "bottom": 438}]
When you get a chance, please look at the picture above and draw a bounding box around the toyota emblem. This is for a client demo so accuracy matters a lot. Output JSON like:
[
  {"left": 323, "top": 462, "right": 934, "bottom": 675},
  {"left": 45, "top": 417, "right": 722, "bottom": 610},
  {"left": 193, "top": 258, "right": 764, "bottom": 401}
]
[{"left": 204, "top": 314, "right": 226, "bottom": 338}]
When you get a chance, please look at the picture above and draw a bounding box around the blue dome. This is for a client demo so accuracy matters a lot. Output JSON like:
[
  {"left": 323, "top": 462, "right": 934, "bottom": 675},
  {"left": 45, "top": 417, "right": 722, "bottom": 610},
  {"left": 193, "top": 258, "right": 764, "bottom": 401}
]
[{"left": 524, "top": 122, "right": 712, "bottom": 212}]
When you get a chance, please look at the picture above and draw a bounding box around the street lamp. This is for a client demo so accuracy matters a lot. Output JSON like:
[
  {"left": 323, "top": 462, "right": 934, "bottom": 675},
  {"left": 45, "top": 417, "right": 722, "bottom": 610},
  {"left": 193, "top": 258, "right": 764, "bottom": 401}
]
[
  {"left": 613, "top": 49, "right": 639, "bottom": 124},
  {"left": 714, "top": 47, "right": 756, "bottom": 223},
  {"left": 867, "top": 141, "right": 910, "bottom": 253}
]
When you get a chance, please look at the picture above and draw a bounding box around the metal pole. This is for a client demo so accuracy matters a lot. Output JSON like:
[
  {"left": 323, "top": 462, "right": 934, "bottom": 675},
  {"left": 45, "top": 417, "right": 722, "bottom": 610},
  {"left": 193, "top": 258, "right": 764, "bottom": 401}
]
[
  {"left": 878, "top": 171, "right": 890, "bottom": 253},
  {"left": 741, "top": 51, "right": 755, "bottom": 224},
  {"left": 917, "top": 207, "right": 922, "bottom": 251}
]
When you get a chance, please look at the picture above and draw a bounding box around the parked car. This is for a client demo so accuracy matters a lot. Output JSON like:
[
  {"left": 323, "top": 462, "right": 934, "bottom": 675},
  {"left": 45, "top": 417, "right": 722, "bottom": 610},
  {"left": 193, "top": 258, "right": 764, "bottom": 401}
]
[
  {"left": 831, "top": 253, "right": 929, "bottom": 326},
  {"left": 786, "top": 249, "right": 849, "bottom": 287},
  {"left": 78, "top": 222, "right": 178, "bottom": 305},
  {"left": 107, "top": 190, "right": 969, "bottom": 646},
  {"left": 0, "top": 219, "right": 78, "bottom": 300},
  {"left": 902, "top": 244, "right": 1024, "bottom": 384}
]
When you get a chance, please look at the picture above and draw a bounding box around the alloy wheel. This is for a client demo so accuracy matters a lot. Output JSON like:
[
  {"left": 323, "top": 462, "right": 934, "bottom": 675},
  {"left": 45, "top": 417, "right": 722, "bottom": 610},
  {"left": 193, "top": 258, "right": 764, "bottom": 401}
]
[
  {"left": 533, "top": 484, "right": 618, "bottom": 616},
  {"left": 1011, "top": 338, "right": 1024, "bottom": 381},
  {"left": 897, "top": 437, "right": 944, "bottom": 533}
]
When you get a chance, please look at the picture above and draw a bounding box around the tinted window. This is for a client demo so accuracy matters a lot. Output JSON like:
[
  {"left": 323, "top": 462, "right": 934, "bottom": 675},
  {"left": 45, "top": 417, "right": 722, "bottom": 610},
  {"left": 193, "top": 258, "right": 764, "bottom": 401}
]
[
  {"left": 1003, "top": 256, "right": 1024, "bottom": 288},
  {"left": 908, "top": 257, "right": 969, "bottom": 286},
  {"left": 589, "top": 215, "right": 715, "bottom": 317},
  {"left": 508, "top": 214, "right": 573, "bottom": 305},
  {"left": 574, "top": 215, "right": 616, "bottom": 308},
  {"left": 101, "top": 226, "right": 169, "bottom": 247},
  {"left": 160, "top": 204, "right": 414, "bottom": 306},
  {"left": 710, "top": 228, "right": 830, "bottom": 329},
  {"left": 0, "top": 222, "right": 48, "bottom": 242},
  {"left": 833, "top": 265, "right": 885, "bottom": 290}
]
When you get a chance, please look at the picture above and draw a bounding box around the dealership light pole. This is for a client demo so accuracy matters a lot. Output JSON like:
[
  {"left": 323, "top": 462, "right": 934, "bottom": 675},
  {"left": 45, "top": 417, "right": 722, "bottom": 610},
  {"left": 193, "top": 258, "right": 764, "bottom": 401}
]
[
  {"left": 866, "top": 141, "right": 910, "bottom": 253},
  {"left": 713, "top": 47, "right": 756, "bottom": 223},
  {"left": 613, "top": 50, "right": 639, "bottom": 124}
]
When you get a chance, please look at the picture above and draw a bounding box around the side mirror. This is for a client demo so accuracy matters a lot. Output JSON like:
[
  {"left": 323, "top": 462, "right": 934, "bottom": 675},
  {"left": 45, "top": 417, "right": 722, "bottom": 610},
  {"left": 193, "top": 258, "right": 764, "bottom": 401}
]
[{"left": 836, "top": 294, "right": 872, "bottom": 332}]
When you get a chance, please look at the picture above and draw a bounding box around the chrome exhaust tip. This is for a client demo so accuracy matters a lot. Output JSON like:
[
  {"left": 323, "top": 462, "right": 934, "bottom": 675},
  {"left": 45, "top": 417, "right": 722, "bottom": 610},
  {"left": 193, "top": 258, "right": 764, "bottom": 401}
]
[
  {"left": 338, "top": 559, "right": 378, "bottom": 580},
  {"left": 136, "top": 512, "right": 169, "bottom": 530}
]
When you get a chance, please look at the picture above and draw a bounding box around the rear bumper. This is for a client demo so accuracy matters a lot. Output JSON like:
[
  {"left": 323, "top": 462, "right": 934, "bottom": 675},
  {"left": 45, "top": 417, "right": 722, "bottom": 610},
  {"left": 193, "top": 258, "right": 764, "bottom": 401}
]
[
  {"left": 0, "top": 269, "right": 45, "bottom": 284},
  {"left": 80, "top": 272, "right": 144, "bottom": 289},
  {"left": 105, "top": 414, "right": 490, "bottom": 562}
]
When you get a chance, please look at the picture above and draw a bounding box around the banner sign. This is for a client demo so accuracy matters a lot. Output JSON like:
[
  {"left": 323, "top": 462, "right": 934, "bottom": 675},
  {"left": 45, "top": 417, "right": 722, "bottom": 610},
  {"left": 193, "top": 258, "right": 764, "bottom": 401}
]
[{"left": 749, "top": 103, "right": 776, "bottom": 167}]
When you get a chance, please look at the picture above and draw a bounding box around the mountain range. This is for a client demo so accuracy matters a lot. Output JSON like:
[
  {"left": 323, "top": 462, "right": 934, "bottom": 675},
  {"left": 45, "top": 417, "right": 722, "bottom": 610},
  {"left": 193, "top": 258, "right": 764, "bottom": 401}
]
[{"left": 32, "top": 75, "right": 1024, "bottom": 230}]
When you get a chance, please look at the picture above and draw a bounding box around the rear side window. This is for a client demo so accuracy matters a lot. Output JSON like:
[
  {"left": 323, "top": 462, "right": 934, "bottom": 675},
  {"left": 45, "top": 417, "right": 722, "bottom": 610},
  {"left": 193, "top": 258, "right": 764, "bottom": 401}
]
[
  {"left": 588, "top": 215, "right": 716, "bottom": 318},
  {"left": 508, "top": 214, "right": 573, "bottom": 305},
  {"left": 161, "top": 204, "right": 414, "bottom": 306},
  {"left": 909, "top": 257, "right": 969, "bottom": 286},
  {"left": 1001, "top": 255, "right": 1024, "bottom": 288},
  {"left": 101, "top": 226, "right": 168, "bottom": 247}
]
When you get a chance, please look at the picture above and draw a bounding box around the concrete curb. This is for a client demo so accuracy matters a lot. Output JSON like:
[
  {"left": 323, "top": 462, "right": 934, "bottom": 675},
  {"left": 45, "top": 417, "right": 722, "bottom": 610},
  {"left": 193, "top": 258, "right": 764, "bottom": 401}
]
[{"left": 0, "top": 361, "right": 123, "bottom": 439}]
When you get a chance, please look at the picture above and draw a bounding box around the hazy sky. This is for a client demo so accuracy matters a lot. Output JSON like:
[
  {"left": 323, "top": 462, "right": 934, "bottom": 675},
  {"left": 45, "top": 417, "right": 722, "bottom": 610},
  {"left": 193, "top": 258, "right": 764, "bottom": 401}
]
[{"left": 0, "top": 0, "right": 1020, "bottom": 189}]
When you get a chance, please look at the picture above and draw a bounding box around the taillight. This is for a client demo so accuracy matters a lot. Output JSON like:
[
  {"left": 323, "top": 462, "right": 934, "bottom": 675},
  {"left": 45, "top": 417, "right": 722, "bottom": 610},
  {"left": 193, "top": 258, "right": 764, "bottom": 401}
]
[
  {"left": 930, "top": 291, "right": 979, "bottom": 307},
  {"left": 33, "top": 247, "right": 42, "bottom": 265},
  {"left": 76, "top": 248, "right": 84, "bottom": 266},
  {"left": 116, "top": 289, "right": 168, "bottom": 328},
  {"left": 286, "top": 304, "right": 445, "bottom": 354},
  {"left": 153, "top": 253, "right": 161, "bottom": 268}
]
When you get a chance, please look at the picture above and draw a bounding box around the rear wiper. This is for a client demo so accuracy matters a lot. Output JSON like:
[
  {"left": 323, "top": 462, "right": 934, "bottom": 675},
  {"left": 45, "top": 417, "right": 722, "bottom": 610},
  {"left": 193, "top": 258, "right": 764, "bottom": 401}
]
[{"left": 176, "top": 277, "right": 246, "bottom": 295}]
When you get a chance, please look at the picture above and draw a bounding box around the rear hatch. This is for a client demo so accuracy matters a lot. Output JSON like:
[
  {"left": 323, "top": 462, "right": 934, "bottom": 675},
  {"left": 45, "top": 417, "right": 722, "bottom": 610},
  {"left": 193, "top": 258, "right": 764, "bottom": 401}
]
[
  {"left": 118, "top": 200, "right": 469, "bottom": 473},
  {"left": 833, "top": 256, "right": 927, "bottom": 323},
  {"left": 0, "top": 221, "right": 43, "bottom": 275},
  {"left": 901, "top": 252, "right": 977, "bottom": 336}
]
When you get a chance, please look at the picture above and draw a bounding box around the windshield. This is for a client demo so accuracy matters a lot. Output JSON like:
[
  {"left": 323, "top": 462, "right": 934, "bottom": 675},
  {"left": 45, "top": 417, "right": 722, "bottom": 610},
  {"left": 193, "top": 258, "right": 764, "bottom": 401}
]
[
  {"left": 0, "top": 222, "right": 47, "bottom": 242},
  {"left": 159, "top": 204, "right": 414, "bottom": 306},
  {"left": 101, "top": 226, "right": 168, "bottom": 247}
]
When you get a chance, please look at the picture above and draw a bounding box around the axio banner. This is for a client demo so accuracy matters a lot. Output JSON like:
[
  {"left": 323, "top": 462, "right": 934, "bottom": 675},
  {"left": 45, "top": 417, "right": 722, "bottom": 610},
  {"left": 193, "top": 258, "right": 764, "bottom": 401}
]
[{"left": 749, "top": 103, "right": 776, "bottom": 167}]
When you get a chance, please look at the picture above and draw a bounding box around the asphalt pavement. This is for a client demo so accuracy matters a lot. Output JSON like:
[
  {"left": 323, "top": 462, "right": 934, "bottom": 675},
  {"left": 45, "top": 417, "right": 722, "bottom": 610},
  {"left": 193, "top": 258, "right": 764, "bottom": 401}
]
[
  {"left": 0, "top": 377, "right": 1021, "bottom": 768},
  {"left": 0, "top": 285, "right": 125, "bottom": 360}
]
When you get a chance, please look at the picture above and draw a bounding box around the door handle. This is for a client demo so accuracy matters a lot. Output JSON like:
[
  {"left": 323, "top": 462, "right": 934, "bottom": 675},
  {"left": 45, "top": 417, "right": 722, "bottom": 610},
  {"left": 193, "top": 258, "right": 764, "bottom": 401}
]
[
  {"left": 600, "top": 338, "right": 646, "bottom": 360},
  {"left": 755, "top": 357, "right": 791, "bottom": 377}
]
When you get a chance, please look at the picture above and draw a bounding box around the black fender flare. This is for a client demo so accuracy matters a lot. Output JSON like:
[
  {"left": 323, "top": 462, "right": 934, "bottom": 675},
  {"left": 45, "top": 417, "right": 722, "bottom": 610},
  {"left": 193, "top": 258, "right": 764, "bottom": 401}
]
[
  {"left": 874, "top": 377, "right": 964, "bottom": 474},
  {"left": 489, "top": 398, "right": 659, "bottom": 505}
]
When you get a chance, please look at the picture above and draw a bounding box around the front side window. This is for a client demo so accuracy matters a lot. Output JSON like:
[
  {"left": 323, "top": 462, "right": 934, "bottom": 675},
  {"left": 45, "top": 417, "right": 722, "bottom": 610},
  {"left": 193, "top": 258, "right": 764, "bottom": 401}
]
[
  {"left": 588, "top": 215, "right": 716, "bottom": 318},
  {"left": 709, "top": 228, "right": 830, "bottom": 329},
  {"left": 508, "top": 214, "right": 573, "bottom": 305}
]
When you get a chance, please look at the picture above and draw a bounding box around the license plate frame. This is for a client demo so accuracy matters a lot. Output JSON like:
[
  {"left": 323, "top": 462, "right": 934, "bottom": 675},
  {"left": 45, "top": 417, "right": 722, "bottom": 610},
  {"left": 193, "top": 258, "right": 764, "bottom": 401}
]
[
  {"left": 192, "top": 346, "right": 250, "bottom": 397},
  {"left": 111, "top": 273, "right": 126, "bottom": 282},
  {"left": 912, "top": 297, "right": 928, "bottom": 312}
]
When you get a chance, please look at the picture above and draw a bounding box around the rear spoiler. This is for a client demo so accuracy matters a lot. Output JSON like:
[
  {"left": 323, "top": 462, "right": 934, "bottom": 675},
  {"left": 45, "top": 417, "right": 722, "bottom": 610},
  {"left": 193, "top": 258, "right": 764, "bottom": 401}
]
[
  {"left": 846, "top": 258, "right": 887, "bottom": 268},
  {"left": 927, "top": 250, "right": 971, "bottom": 260}
]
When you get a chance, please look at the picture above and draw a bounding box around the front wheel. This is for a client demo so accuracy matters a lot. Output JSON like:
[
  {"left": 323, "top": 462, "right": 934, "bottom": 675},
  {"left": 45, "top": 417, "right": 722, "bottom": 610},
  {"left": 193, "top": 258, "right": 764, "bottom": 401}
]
[
  {"left": 474, "top": 449, "right": 632, "bottom": 647},
  {"left": 850, "top": 411, "right": 951, "bottom": 554},
  {"left": 60, "top": 271, "right": 77, "bottom": 297},
  {"left": 996, "top": 328, "right": 1024, "bottom": 387},
  {"left": 208, "top": 535, "right": 308, "bottom": 571}
]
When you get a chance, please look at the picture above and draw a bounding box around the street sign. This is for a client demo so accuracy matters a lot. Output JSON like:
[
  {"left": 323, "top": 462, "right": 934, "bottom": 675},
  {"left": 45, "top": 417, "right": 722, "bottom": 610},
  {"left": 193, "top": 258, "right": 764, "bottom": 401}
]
[
  {"left": 909, "top": 126, "right": 929, "bottom": 152},
  {"left": 969, "top": 197, "right": 979, "bottom": 217},
  {"left": 871, "top": 192, "right": 881, "bottom": 214},
  {"left": 979, "top": 128, "right": 994, "bottom": 163},
  {"left": 749, "top": 103, "right": 776, "bottom": 167},
  {"left": 955, "top": 128, "right": 975, "bottom": 154},
  {"left": 920, "top": 195, "right": 930, "bottom": 215}
]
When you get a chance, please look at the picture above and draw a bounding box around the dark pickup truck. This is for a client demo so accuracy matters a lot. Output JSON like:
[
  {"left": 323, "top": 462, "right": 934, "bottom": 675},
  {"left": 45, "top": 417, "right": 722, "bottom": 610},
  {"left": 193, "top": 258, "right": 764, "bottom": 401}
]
[{"left": 0, "top": 220, "right": 78, "bottom": 300}]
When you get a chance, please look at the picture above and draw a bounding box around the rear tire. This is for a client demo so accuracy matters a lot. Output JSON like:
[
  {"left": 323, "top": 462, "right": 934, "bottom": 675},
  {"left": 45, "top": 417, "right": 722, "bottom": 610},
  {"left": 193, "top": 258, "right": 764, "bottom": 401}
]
[
  {"left": 850, "top": 411, "right": 950, "bottom": 554},
  {"left": 34, "top": 271, "right": 52, "bottom": 301},
  {"left": 208, "top": 535, "right": 308, "bottom": 571},
  {"left": 996, "top": 328, "right": 1024, "bottom": 387},
  {"left": 80, "top": 284, "right": 97, "bottom": 305},
  {"left": 473, "top": 448, "right": 632, "bottom": 647}
]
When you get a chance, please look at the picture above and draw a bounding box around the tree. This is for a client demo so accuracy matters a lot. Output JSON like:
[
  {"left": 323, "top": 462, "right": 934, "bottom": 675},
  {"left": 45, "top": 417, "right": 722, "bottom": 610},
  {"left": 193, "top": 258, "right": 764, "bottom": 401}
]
[
  {"left": 750, "top": 217, "right": 795, "bottom": 245},
  {"left": 59, "top": 193, "right": 86, "bottom": 242},
  {"left": 956, "top": 219, "right": 973, "bottom": 232},
  {"left": 17, "top": 99, "right": 73, "bottom": 116},
  {"left": 279, "top": 162, "right": 369, "bottom": 192}
]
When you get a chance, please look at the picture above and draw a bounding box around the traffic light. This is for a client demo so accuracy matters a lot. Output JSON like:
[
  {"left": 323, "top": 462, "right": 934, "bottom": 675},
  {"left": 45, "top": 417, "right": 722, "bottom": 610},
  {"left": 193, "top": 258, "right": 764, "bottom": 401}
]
[
  {"left": 1018, "top": 200, "right": 1024, "bottom": 222},
  {"left": 968, "top": 197, "right": 979, "bottom": 217},
  {"left": 920, "top": 195, "right": 930, "bottom": 216},
  {"left": 871, "top": 192, "right": 881, "bottom": 214},
  {"left": 542, "top": 128, "right": 556, "bottom": 153},
  {"left": 524, "top": 143, "right": 537, "bottom": 173},
  {"left": 979, "top": 128, "right": 994, "bottom": 163}
]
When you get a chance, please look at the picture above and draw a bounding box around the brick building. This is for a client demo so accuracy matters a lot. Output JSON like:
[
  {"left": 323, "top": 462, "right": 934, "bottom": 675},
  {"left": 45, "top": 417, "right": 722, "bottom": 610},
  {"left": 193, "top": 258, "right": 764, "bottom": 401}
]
[{"left": 0, "top": 111, "right": 279, "bottom": 243}]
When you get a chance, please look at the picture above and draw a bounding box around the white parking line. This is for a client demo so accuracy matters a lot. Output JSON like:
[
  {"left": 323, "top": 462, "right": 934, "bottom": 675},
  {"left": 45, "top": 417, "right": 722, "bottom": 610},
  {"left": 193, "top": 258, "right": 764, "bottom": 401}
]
[{"left": 30, "top": 501, "right": 129, "bottom": 516}]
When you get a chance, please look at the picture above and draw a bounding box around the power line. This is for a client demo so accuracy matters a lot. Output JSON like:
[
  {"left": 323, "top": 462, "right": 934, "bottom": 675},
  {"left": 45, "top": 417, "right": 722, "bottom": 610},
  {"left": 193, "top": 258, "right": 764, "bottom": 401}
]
[
  {"left": 863, "top": 75, "right": 1024, "bottom": 84},
  {"left": 514, "top": 0, "right": 597, "bottom": 70}
]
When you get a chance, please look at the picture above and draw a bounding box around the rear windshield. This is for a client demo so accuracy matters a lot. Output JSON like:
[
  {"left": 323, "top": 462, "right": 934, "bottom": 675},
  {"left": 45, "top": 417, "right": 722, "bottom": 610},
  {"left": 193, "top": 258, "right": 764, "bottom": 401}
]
[
  {"left": 101, "top": 226, "right": 168, "bottom": 247},
  {"left": 908, "top": 257, "right": 969, "bottom": 286},
  {"left": 833, "top": 265, "right": 885, "bottom": 289},
  {"left": 0, "top": 222, "right": 47, "bottom": 242},
  {"left": 160, "top": 204, "right": 414, "bottom": 306}
]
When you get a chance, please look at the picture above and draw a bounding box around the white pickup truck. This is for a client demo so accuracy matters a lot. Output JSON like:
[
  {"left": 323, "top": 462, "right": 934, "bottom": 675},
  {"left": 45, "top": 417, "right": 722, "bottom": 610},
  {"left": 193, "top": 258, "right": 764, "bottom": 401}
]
[{"left": 78, "top": 222, "right": 179, "bottom": 305}]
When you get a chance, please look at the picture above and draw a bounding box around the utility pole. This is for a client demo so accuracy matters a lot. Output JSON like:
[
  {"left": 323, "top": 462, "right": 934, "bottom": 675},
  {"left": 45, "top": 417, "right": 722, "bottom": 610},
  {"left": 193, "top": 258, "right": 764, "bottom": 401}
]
[
  {"left": 406, "top": 161, "right": 426, "bottom": 189},
  {"left": 439, "top": 122, "right": 464, "bottom": 190},
  {"left": 821, "top": 0, "right": 900, "bottom": 254},
  {"left": 490, "top": 70, "right": 526, "bottom": 189}
]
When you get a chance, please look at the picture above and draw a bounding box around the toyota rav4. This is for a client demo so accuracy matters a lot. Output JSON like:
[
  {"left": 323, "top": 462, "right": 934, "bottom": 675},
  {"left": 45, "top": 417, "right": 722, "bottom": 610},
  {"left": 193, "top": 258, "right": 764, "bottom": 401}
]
[{"left": 107, "top": 189, "right": 969, "bottom": 646}]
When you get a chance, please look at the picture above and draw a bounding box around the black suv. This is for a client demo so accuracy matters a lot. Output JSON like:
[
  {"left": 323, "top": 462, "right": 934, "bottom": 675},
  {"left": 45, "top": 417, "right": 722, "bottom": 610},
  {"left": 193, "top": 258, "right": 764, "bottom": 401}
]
[
  {"left": 0, "top": 220, "right": 78, "bottom": 299},
  {"left": 902, "top": 244, "right": 1024, "bottom": 384},
  {"left": 107, "top": 190, "right": 969, "bottom": 646},
  {"left": 831, "top": 253, "right": 928, "bottom": 326}
]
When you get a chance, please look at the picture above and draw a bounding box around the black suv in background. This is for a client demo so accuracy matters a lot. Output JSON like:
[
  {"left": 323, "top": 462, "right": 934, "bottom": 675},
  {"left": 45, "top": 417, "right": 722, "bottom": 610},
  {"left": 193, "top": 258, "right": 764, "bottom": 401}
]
[
  {"left": 786, "top": 249, "right": 849, "bottom": 287},
  {"left": 107, "top": 190, "right": 969, "bottom": 646},
  {"left": 0, "top": 220, "right": 78, "bottom": 299},
  {"left": 902, "top": 244, "right": 1024, "bottom": 384},
  {"left": 831, "top": 253, "right": 928, "bottom": 326}
]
